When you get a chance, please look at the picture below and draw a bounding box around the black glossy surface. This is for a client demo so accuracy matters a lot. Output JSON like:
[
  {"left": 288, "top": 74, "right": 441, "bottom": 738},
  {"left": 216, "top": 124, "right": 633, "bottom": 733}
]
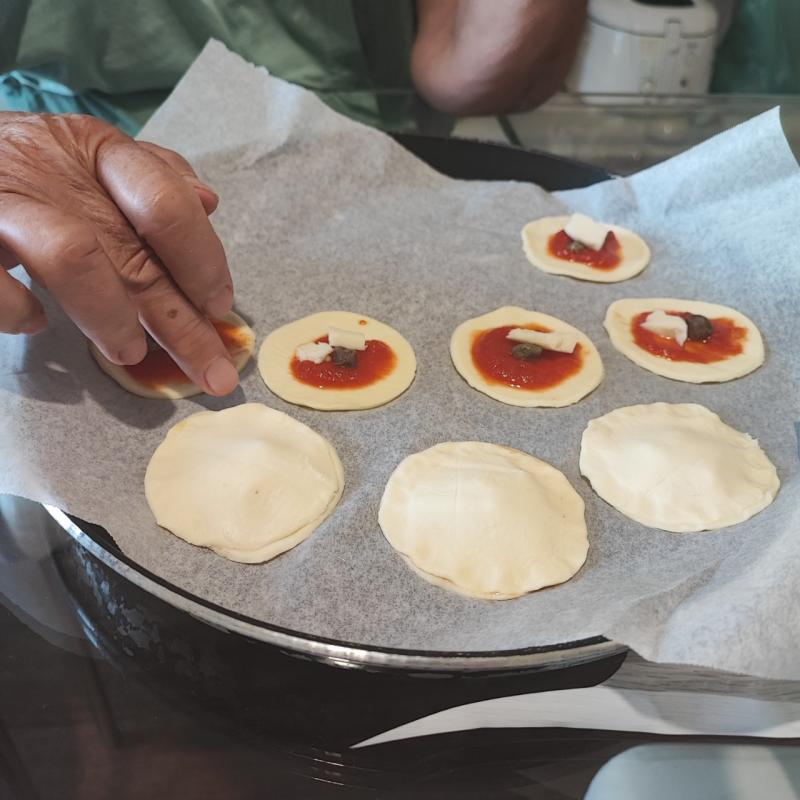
[{"left": 0, "top": 500, "right": 639, "bottom": 799}]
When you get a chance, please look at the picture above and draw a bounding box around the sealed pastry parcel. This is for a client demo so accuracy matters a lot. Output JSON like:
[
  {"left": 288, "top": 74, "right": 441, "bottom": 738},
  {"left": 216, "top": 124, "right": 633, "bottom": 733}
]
[{"left": 1, "top": 41, "right": 798, "bottom": 679}]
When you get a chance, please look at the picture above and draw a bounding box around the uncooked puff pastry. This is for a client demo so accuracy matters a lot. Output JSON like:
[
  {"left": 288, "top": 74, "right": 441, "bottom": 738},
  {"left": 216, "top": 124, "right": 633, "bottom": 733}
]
[
  {"left": 90, "top": 310, "right": 254, "bottom": 399},
  {"left": 450, "top": 306, "right": 603, "bottom": 407},
  {"left": 521, "top": 215, "right": 650, "bottom": 283},
  {"left": 258, "top": 311, "right": 416, "bottom": 411},
  {"left": 379, "top": 442, "right": 589, "bottom": 599},
  {"left": 145, "top": 403, "right": 344, "bottom": 563},
  {"left": 580, "top": 403, "right": 779, "bottom": 533},
  {"left": 604, "top": 298, "right": 765, "bottom": 383}
]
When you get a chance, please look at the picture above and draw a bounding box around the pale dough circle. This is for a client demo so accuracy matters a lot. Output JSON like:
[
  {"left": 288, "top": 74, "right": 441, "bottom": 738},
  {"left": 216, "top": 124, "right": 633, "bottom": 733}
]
[
  {"left": 604, "top": 298, "right": 765, "bottom": 383},
  {"left": 521, "top": 215, "right": 650, "bottom": 283},
  {"left": 450, "top": 306, "right": 603, "bottom": 407},
  {"left": 580, "top": 403, "right": 779, "bottom": 533},
  {"left": 258, "top": 311, "right": 416, "bottom": 411},
  {"left": 90, "top": 310, "right": 255, "bottom": 399},
  {"left": 379, "top": 442, "right": 589, "bottom": 599},
  {"left": 145, "top": 403, "right": 344, "bottom": 563}
]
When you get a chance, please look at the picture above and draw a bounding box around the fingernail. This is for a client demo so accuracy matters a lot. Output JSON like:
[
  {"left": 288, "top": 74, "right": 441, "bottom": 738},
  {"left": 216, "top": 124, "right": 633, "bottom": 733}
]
[
  {"left": 204, "top": 357, "right": 239, "bottom": 395},
  {"left": 118, "top": 338, "right": 147, "bottom": 365},
  {"left": 19, "top": 316, "right": 47, "bottom": 335},
  {"left": 205, "top": 285, "right": 233, "bottom": 319}
]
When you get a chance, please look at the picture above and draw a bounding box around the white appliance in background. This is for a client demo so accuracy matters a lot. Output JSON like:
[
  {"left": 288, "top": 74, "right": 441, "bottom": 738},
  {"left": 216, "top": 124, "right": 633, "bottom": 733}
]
[{"left": 566, "top": 0, "right": 719, "bottom": 97}]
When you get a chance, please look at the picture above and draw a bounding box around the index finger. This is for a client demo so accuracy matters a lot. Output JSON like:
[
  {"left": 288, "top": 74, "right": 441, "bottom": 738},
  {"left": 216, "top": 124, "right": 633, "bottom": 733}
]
[{"left": 95, "top": 139, "right": 233, "bottom": 319}]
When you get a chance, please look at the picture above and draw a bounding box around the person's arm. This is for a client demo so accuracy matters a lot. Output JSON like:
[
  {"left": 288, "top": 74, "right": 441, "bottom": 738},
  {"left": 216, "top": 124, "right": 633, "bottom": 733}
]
[
  {"left": 0, "top": 112, "right": 239, "bottom": 396},
  {"left": 411, "top": 0, "right": 587, "bottom": 115}
]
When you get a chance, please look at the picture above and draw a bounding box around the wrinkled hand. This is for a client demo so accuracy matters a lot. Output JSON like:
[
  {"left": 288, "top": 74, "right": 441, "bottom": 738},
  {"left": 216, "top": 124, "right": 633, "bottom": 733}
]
[{"left": 0, "top": 112, "right": 239, "bottom": 395}]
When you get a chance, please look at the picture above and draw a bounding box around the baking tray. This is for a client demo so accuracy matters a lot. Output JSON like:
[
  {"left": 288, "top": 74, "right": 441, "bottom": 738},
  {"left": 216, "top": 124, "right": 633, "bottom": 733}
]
[{"left": 48, "top": 134, "right": 626, "bottom": 674}]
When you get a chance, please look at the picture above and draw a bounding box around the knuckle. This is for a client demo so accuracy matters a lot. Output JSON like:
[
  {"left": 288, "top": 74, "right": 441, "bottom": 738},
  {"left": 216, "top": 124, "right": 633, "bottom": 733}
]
[
  {"left": 137, "top": 187, "right": 187, "bottom": 240},
  {"left": 118, "top": 250, "right": 167, "bottom": 295},
  {"left": 44, "top": 232, "right": 106, "bottom": 283}
]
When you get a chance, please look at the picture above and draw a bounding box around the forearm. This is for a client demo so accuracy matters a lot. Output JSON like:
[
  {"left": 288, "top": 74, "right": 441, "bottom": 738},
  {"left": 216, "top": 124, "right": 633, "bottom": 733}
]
[{"left": 412, "top": 0, "right": 587, "bottom": 115}]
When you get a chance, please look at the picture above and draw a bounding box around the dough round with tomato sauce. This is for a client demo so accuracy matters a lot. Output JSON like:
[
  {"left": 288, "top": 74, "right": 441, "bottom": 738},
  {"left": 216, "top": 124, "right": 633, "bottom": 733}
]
[
  {"left": 604, "top": 298, "right": 764, "bottom": 383},
  {"left": 89, "top": 310, "right": 254, "bottom": 399},
  {"left": 521, "top": 215, "right": 650, "bottom": 283},
  {"left": 258, "top": 311, "right": 416, "bottom": 411},
  {"left": 379, "top": 442, "right": 589, "bottom": 599},
  {"left": 450, "top": 306, "right": 603, "bottom": 407},
  {"left": 580, "top": 403, "right": 779, "bottom": 533},
  {"left": 145, "top": 403, "right": 344, "bottom": 563}
]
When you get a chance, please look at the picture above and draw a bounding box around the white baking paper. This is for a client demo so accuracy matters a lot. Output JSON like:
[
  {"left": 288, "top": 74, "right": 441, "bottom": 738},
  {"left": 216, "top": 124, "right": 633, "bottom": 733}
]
[{"left": 1, "top": 41, "right": 798, "bottom": 679}]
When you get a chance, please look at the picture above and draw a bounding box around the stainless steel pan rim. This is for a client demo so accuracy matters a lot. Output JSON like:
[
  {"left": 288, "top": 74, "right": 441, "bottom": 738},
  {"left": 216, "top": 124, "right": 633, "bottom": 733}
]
[{"left": 47, "top": 505, "right": 626, "bottom": 673}]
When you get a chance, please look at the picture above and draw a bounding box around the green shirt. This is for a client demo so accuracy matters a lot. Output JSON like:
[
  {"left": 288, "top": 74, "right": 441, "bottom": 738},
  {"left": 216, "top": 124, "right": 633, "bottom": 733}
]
[{"left": 0, "top": 0, "right": 445, "bottom": 135}]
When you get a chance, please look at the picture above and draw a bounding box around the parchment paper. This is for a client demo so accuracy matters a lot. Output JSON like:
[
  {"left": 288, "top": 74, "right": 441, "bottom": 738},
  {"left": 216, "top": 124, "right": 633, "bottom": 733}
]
[{"left": 1, "top": 41, "right": 798, "bottom": 679}]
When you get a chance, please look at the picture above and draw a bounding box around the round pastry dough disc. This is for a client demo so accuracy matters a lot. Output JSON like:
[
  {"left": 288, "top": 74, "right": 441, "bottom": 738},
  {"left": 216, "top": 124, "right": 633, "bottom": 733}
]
[
  {"left": 604, "top": 298, "right": 765, "bottom": 383},
  {"left": 450, "top": 306, "right": 603, "bottom": 407},
  {"left": 258, "top": 311, "right": 416, "bottom": 411},
  {"left": 379, "top": 442, "right": 589, "bottom": 599},
  {"left": 580, "top": 403, "right": 779, "bottom": 533},
  {"left": 145, "top": 403, "right": 344, "bottom": 563},
  {"left": 90, "top": 310, "right": 254, "bottom": 399},
  {"left": 522, "top": 215, "right": 650, "bottom": 283}
]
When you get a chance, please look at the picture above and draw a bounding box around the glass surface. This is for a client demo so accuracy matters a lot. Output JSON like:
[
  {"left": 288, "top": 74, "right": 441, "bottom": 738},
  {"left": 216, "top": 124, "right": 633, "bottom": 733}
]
[
  {"left": 506, "top": 94, "right": 800, "bottom": 176},
  {"left": 2, "top": 494, "right": 800, "bottom": 799}
]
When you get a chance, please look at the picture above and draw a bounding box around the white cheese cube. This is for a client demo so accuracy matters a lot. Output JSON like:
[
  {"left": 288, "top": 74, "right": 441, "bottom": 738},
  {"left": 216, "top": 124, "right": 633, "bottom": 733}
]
[
  {"left": 564, "top": 213, "right": 611, "bottom": 251},
  {"left": 295, "top": 342, "right": 333, "bottom": 364},
  {"left": 640, "top": 310, "right": 688, "bottom": 347},
  {"left": 506, "top": 328, "right": 578, "bottom": 353},
  {"left": 328, "top": 327, "right": 366, "bottom": 351}
]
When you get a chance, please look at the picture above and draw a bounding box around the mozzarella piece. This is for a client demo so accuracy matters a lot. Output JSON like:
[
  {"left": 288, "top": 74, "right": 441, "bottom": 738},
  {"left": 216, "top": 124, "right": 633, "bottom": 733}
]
[
  {"left": 580, "top": 403, "right": 779, "bottom": 533},
  {"left": 604, "top": 298, "right": 764, "bottom": 383},
  {"left": 564, "top": 213, "right": 611, "bottom": 251},
  {"left": 328, "top": 326, "right": 366, "bottom": 351},
  {"left": 507, "top": 328, "right": 578, "bottom": 354},
  {"left": 295, "top": 341, "right": 333, "bottom": 364},
  {"left": 640, "top": 310, "right": 688, "bottom": 347},
  {"left": 450, "top": 306, "right": 603, "bottom": 407},
  {"left": 379, "top": 442, "right": 588, "bottom": 599},
  {"left": 145, "top": 404, "right": 344, "bottom": 563}
]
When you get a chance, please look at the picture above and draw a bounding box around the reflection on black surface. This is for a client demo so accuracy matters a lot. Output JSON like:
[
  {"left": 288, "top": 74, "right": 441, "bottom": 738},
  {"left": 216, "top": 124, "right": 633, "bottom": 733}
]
[{"left": 0, "top": 497, "right": 639, "bottom": 799}]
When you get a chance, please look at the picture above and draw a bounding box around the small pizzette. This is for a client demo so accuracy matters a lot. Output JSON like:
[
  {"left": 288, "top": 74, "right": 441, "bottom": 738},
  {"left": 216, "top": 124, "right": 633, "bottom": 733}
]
[
  {"left": 145, "top": 404, "right": 344, "bottom": 563},
  {"left": 258, "top": 311, "right": 416, "bottom": 410},
  {"left": 580, "top": 403, "right": 779, "bottom": 532},
  {"left": 522, "top": 214, "right": 650, "bottom": 283},
  {"left": 450, "top": 306, "right": 603, "bottom": 407},
  {"left": 604, "top": 298, "right": 764, "bottom": 383},
  {"left": 90, "top": 310, "right": 255, "bottom": 399},
  {"left": 379, "top": 442, "right": 589, "bottom": 599}
]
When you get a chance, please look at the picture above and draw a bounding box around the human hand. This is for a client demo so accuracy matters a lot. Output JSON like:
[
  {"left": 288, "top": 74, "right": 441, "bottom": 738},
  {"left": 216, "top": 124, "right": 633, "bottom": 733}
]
[{"left": 0, "top": 112, "right": 239, "bottom": 395}]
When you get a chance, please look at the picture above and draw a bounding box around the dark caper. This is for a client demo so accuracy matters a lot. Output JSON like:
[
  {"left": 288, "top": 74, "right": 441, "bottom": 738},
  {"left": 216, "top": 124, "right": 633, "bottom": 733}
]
[
  {"left": 332, "top": 346, "right": 358, "bottom": 367},
  {"left": 685, "top": 314, "right": 714, "bottom": 342},
  {"left": 512, "top": 342, "right": 543, "bottom": 360},
  {"left": 567, "top": 240, "right": 586, "bottom": 252}
]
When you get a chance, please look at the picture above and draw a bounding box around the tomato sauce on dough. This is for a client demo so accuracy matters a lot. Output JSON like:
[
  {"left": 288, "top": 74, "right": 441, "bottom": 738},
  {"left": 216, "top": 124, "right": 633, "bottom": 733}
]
[
  {"left": 291, "top": 336, "right": 396, "bottom": 389},
  {"left": 548, "top": 229, "right": 622, "bottom": 270},
  {"left": 471, "top": 325, "right": 583, "bottom": 389},
  {"left": 631, "top": 311, "right": 746, "bottom": 363}
]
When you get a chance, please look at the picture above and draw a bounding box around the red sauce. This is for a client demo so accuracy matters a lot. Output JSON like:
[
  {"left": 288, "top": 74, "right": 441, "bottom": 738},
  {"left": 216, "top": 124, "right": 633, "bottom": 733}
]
[
  {"left": 631, "top": 311, "right": 747, "bottom": 363},
  {"left": 471, "top": 325, "right": 583, "bottom": 390},
  {"left": 291, "top": 336, "right": 396, "bottom": 389},
  {"left": 548, "top": 229, "right": 622, "bottom": 270},
  {"left": 123, "top": 320, "right": 250, "bottom": 388}
]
